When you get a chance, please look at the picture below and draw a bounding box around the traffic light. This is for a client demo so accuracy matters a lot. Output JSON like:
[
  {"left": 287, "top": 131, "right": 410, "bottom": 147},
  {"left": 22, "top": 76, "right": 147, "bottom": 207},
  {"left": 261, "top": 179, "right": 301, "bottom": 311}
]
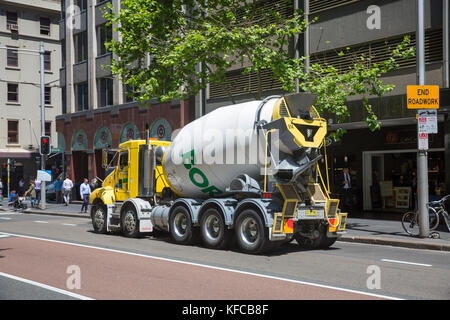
[{"left": 40, "top": 135, "right": 51, "bottom": 155}]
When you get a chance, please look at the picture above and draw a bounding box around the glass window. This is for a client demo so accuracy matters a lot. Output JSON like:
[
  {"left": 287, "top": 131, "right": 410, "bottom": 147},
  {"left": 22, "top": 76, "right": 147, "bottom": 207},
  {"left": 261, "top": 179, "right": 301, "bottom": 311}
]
[
  {"left": 7, "top": 120, "right": 19, "bottom": 144},
  {"left": 75, "top": 82, "right": 88, "bottom": 111},
  {"left": 44, "top": 51, "right": 51, "bottom": 70},
  {"left": 7, "top": 47, "right": 18, "bottom": 67},
  {"left": 45, "top": 122, "right": 51, "bottom": 137},
  {"left": 6, "top": 12, "right": 17, "bottom": 30},
  {"left": 45, "top": 86, "right": 52, "bottom": 105},
  {"left": 7, "top": 83, "right": 18, "bottom": 102},
  {"left": 98, "top": 78, "right": 114, "bottom": 107},
  {"left": 75, "top": 0, "right": 87, "bottom": 11},
  {"left": 98, "top": 24, "right": 112, "bottom": 55},
  {"left": 40, "top": 17, "right": 51, "bottom": 35},
  {"left": 74, "top": 32, "right": 88, "bottom": 62}
]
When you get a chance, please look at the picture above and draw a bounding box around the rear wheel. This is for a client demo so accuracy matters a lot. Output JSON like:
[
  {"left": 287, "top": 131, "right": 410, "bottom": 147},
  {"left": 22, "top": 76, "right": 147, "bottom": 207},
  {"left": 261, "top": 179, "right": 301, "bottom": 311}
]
[
  {"left": 235, "top": 209, "right": 269, "bottom": 254},
  {"left": 294, "top": 224, "right": 337, "bottom": 249},
  {"left": 92, "top": 202, "right": 108, "bottom": 234},
  {"left": 169, "top": 206, "right": 196, "bottom": 244},
  {"left": 200, "top": 208, "right": 230, "bottom": 249},
  {"left": 121, "top": 205, "right": 140, "bottom": 238},
  {"left": 401, "top": 211, "right": 419, "bottom": 236}
]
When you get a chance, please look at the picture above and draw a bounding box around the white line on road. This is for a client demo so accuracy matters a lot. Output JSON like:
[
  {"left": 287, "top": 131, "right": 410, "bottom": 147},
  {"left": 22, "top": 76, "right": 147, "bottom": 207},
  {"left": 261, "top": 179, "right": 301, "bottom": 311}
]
[
  {"left": 33, "top": 221, "right": 49, "bottom": 224},
  {"left": 62, "top": 223, "right": 77, "bottom": 226},
  {"left": 0, "top": 272, "right": 94, "bottom": 300},
  {"left": 381, "top": 259, "right": 432, "bottom": 267},
  {"left": 0, "top": 217, "right": 12, "bottom": 220},
  {"left": 0, "top": 234, "right": 11, "bottom": 238},
  {"left": 0, "top": 231, "right": 402, "bottom": 300}
]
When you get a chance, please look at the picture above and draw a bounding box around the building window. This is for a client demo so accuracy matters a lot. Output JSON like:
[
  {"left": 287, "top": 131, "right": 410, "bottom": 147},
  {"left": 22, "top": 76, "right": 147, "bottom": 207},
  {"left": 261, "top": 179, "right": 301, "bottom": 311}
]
[
  {"left": 62, "top": 86, "right": 67, "bottom": 114},
  {"left": 75, "top": 0, "right": 88, "bottom": 11},
  {"left": 40, "top": 17, "right": 51, "bottom": 35},
  {"left": 74, "top": 32, "right": 88, "bottom": 62},
  {"left": 45, "top": 122, "right": 51, "bottom": 137},
  {"left": 7, "top": 47, "right": 18, "bottom": 67},
  {"left": 61, "top": 39, "right": 66, "bottom": 67},
  {"left": 75, "top": 82, "right": 88, "bottom": 111},
  {"left": 7, "top": 83, "right": 18, "bottom": 102},
  {"left": 6, "top": 12, "right": 18, "bottom": 31},
  {"left": 97, "top": 24, "right": 112, "bottom": 56},
  {"left": 45, "top": 87, "right": 52, "bottom": 105},
  {"left": 44, "top": 51, "right": 51, "bottom": 70},
  {"left": 98, "top": 78, "right": 114, "bottom": 107},
  {"left": 123, "top": 83, "right": 136, "bottom": 103},
  {"left": 7, "top": 120, "right": 19, "bottom": 144}
]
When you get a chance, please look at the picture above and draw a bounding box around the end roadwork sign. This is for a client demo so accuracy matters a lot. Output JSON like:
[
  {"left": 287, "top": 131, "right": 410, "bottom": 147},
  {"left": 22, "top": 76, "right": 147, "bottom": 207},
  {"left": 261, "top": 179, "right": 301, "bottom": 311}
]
[{"left": 407, "top": 85, "right": 439, "bottom": 109}]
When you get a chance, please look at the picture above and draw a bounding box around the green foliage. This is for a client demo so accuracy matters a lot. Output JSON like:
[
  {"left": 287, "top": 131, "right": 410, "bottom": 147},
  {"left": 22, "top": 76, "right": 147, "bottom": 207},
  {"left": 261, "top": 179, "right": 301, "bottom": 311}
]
[{"left": 105, "top": 0, "right": 415, "bottom": 137}]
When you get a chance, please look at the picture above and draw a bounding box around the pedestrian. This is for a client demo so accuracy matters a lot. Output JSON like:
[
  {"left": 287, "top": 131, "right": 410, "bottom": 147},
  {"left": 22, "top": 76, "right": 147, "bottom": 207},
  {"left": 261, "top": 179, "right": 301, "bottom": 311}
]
[
  {"left": 55, "top": 177, "right": 63, "bottom": 204},
  {"left": 0, "top": 177, "right": 3, "bottom": 206},
  {"left": 24, "top": 181, "right": 36, "bottom": 208},
  {"left": 34, "top": 178, "right": 42, "bottom": 207},
  {"left": 8, "top": 189, "right": 17, "bottom": 207},
  {"left": 62, "top": 175, "right": 73, "bottom": 206},
  {"left": 340, "top": 167, "right": 353, "bottom": 213},
  {"left": 79, "top": 178, "right": 91, "bottom": 213}
]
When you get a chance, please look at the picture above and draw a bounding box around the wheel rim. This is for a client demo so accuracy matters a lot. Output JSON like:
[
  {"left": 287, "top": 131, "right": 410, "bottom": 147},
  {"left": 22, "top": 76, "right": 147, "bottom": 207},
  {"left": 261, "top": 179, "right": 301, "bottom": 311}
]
[
  {"left": 94, "top": 207, "right": 105, "bottom": 230},
  {"left": 240, "top": 216, "right": 259, "bottom": 246},
  {"left": 173, "top": 212, "right": 188, "bottom": 237},
  {"left": 204, "top": 214, "right": 221, "bottom": 241},
  {"left": 402, "top": 212, "right": 419, "bottom": 235},
  {"left": 124, "top": 211, "right": 136, "bottom": 232}
]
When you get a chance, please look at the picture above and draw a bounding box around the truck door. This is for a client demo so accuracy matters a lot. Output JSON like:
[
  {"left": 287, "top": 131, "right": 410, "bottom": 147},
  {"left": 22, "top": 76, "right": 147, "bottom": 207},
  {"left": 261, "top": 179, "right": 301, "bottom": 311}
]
[{"left": 115, "top": 150, "right": 129, "bottom": 201}]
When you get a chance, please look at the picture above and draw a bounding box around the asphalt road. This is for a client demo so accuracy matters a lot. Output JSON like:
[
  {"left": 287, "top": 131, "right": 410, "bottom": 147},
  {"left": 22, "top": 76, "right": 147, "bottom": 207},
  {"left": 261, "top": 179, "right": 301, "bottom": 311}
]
[{"left": 0, "top": 210, "right": 449, "bottom": 300}]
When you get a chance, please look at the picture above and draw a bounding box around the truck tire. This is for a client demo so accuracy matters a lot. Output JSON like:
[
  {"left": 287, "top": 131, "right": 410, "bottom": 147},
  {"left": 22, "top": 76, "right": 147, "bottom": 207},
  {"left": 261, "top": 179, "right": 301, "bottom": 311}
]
[
  {"left": 91, "top": 202, "right": 108, "bottom": 234},
  {"left": 235, "top": 209, "right": 269, "bottom": 254},
  {"left": 121, "top": 205, "right": 140, "bottom": 238},
  {"left": 200, "top": 208, "right": 230, "bottom": 249},
  {"left": 169, "top": 206, "right": 197, "bottom": 245}
]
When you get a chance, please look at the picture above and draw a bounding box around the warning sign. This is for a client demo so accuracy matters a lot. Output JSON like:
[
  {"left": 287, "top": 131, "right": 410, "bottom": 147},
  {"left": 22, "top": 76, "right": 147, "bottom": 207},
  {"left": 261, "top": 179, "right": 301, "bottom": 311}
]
[
  {"left": 407, "top": 85, "right": 439, "bottom": 109},
  {"left": 418, "top": 133, "right": 428, "bottom": 150}
]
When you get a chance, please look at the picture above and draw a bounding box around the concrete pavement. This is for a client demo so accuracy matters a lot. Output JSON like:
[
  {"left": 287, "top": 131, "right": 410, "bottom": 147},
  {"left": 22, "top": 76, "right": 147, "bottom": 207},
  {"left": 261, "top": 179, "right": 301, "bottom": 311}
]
[{"left": 1, "top": 200, "right": 449, "bottom": 251}]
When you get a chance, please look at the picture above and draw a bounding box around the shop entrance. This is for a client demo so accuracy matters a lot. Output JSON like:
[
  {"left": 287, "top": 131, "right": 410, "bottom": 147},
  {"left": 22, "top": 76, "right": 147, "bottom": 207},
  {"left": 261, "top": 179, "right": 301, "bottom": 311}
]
[{"left": 362, "top": 148, "right": 445, "bottom": 212}]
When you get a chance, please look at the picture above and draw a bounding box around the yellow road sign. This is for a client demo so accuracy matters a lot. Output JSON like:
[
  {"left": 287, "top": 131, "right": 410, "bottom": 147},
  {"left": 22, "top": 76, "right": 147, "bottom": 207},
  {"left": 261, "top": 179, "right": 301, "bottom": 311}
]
[{"left": 407, "top": 85, "right": 439, "bottom": 109}]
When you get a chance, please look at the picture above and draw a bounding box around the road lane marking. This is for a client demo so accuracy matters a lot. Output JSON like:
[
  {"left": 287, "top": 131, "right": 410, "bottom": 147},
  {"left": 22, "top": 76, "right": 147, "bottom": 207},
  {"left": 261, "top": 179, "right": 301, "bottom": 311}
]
[
  {"left": 33, "top": 221, "right": 49, "bottom": 224},
  {"left": 0, "top": 217, "right": 12, "bottom": 220},
  {"left": 381, "top": 259, "right": 432, "bottom": 267},
  {"left": 62, "top": 223, "right": 77, "bottom": 226},
  {"left": 0, "top": 272, "right": 94, "bottom": 300},
  {"left": 0, "top": 231, "right": 402, "bottom": 300},
  {"left": 0, "top": 234, "right": 11, "bottom": 238}
]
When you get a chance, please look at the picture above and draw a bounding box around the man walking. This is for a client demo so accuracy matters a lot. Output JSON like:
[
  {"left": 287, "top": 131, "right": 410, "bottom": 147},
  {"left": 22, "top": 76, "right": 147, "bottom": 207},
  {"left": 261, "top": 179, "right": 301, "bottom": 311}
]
[
  {"left": 34, "top": 178, "right": 42, "bottom": 207},
  {"left": 341, "top": 167, "right": 353, "bottom": 213},
  {"left": 80, "top": 178, "right": 91, "bottom": 213},
  {"left": 55, "top": 177, "right": 63, "bottom": 204},
  {"left": 62, "top": 175, "right": 73, "bottom": 206}
]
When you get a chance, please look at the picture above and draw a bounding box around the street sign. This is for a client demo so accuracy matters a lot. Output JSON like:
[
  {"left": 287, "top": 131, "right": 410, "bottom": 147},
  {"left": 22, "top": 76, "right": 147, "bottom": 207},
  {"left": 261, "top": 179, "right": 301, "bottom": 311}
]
[
  {"left": 407, "top": 85, "right": 439, "bottom": 109},
  {"left": 418, "top": 133, "right": 428, "bottom": 150},
  {"left": 417, "top": 109, "right": 437, "bottom": 134},
  {"left": 37, "top": 170, "right": 52, "bottom": 182}
]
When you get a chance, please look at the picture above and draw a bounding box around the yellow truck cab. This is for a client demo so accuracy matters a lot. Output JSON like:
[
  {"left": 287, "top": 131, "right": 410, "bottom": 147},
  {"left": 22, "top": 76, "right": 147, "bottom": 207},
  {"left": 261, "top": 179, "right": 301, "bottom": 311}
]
[{"left": 89, "top": 139, "right": 171, "bottom": 235}]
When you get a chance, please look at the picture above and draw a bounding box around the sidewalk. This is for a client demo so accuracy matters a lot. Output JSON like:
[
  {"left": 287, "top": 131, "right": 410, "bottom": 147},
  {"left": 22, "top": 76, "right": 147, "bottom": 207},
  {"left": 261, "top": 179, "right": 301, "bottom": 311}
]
[{"left": 1, "top": 201, "right": 449, "bottom": 251}]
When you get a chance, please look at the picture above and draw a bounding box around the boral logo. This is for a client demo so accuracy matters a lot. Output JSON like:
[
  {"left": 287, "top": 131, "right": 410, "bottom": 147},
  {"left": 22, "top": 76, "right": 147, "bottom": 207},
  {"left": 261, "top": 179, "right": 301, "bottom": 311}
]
[{"left": 182, "top": 150, "right": 223, "bottom": 197}]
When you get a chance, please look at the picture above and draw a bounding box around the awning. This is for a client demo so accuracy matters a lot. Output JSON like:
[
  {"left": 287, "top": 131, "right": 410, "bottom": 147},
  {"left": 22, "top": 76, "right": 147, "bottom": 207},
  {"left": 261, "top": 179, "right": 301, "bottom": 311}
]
[{"left": 0, "top": 147, "right": 36, "bottom": 159}]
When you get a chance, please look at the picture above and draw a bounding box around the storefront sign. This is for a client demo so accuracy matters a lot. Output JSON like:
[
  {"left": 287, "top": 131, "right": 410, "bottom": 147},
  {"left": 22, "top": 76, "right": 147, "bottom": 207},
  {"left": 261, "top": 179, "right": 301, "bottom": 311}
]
[
  {"left": 417, "top": 109, "right": 437, "bottom": 134},
  {"left": 37, "top": 170, "right": 52, "bottom": 182},
  {"left": 418, "top": 133, "right": 428, "bottom": 150},
  {"left": 407, "top": 85, "right": 439, "bottom": 109}
]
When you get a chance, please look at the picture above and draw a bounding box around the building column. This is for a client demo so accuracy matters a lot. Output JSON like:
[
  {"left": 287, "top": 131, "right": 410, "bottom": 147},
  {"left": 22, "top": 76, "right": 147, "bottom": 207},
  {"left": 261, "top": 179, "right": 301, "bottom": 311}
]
[
  {"left": 112, "top": 0, "right": 123, "bottom": 106},
  {"left": 88, "top": 0, "right": 98, "bottom": 110},
  {"left": 65, "top": 0, "right": 75, "bottom": 114}
]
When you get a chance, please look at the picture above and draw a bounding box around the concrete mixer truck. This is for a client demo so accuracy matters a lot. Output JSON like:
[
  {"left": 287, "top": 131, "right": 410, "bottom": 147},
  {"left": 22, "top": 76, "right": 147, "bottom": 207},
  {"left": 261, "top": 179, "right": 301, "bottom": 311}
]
[{"left": 89, "top": 93, "right": 348, "bottom": 254}]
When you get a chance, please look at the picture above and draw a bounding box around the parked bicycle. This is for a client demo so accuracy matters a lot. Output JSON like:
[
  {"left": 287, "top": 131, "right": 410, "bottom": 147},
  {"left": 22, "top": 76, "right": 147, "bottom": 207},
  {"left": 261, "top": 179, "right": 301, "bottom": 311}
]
[{"left": 402, "top": 194, "right": 450, "bottom": 236}]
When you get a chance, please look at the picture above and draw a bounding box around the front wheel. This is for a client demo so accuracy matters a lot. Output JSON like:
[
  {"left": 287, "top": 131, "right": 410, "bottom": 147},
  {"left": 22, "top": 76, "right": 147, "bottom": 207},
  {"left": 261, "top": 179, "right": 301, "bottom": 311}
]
[
  {"left": 92, "top": 202, "right": 108, "bottom": 234},
  {"left": 401, "top": 211, "right": 419, "bottom": 236},
  {"left": 235, "top": 209, "right": 269, "bottom": 254}
]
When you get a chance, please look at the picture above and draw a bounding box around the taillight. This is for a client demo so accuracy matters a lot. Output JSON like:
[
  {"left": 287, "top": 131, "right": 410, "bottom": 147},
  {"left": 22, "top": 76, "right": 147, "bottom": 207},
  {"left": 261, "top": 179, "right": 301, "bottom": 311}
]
[{"left": 261, "top": 192, "right": 271, "bottom": 199}]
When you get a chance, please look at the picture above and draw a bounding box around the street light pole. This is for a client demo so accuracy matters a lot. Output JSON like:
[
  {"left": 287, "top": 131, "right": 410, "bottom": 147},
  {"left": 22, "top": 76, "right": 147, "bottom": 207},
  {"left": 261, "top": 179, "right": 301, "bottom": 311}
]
[
  {"left": 416, "top": 0, "right": 429, "bottom": 237},
  {"left": 40, "top": 41, "right": 47, "bottom": 210}
]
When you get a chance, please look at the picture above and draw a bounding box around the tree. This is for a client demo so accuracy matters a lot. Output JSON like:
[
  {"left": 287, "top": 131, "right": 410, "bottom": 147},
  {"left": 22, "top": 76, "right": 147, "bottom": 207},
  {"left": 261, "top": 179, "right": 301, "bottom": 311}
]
[{"left": 105, "top": 0, "right": 415, "bottom": 137}]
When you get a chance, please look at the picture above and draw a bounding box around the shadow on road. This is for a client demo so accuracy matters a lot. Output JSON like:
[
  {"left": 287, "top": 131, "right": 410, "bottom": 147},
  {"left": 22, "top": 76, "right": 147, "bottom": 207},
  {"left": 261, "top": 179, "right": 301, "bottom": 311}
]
[{"left": 0, "top": 248, "right": 12, "bottom": 259}]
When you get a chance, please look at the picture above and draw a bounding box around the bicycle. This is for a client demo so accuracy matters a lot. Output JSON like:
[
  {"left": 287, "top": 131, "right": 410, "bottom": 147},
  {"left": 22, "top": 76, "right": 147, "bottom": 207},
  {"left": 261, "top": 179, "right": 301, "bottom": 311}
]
[{"left": 401, "top": 194, "right": 450, "bottom": 236}]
